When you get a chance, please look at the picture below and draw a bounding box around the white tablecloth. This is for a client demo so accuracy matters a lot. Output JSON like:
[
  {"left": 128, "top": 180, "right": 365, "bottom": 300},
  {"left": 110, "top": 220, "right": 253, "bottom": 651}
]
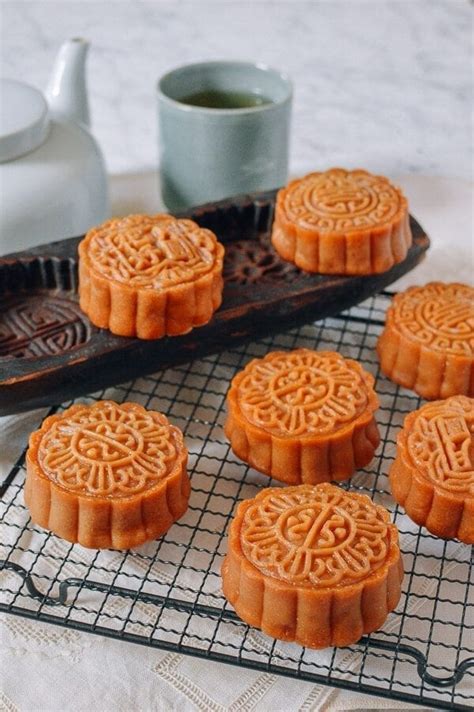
[{"left": 1, "top": 174, "right": 472, "bottom": 711}]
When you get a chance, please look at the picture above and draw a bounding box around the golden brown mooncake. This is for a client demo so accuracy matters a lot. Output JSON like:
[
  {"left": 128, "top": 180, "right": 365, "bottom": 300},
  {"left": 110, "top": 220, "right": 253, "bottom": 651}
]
[
  {"left": 221, "top": 483, "right": 404, "bottom": 649},
  {"left": 390, "top": 396, "right": 474, "bottom": 543},
  {"left": 79, "top": 214, "right": 225, "bottom": 339},
  {"left": 25, "top": 400, "right": 190, "bottom": 549},
  {"left": 225, "top": 349, "right": 380, "bottom": 484},
  {"left": 377, "top": 282, "right": 474, "bottom": 400},
  {"left": 271, "top": 168, "right": 412, "bottom": 275}
]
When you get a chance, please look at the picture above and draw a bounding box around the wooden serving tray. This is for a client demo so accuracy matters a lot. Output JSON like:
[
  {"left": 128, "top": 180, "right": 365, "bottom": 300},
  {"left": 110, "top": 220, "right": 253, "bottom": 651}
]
[{"left": 0, "top": 190, "right": 429, "bottom": 416}]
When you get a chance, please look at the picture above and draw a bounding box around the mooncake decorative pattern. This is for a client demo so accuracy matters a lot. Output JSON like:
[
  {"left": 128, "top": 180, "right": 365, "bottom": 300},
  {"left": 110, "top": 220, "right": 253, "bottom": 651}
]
[
  {"left": 236, "top": 349, "right": 368, "bottom": 436},
  {"left": 241, "top": 485, "right": 389, "bottom": 587},
  {"left": 25, "top": 401, "right": 190, "bottom": 549},
  {"left": 87, "top": 214, "right": 218, "bottom": 287},
  {"left": 388, "top": 282, "right": 473, "bottom": 355},
  {"left": 280, "top": 169, "right": 402, "bottom": 231},
  {"left": 407, "top": 397, "right": 474, "bottom": 493},
  {"left": 271, "top": 168, "right": 412, "bottom": 275},
  {"left": 222, "top": 483, "right": 404, "bottom": 649},
  {"left": 79, "top": 214, "right": 224, "bottom": 339},
  {"left": 225, "top": 349, "right": 380, "bottom": 484},
  {"left": 390, "top": 396, "right": 474, "bottom": 543},
  {"left": 377, "top": 283, "right": 474, "bottom": 399},
  {"left": 38, "top": 401, "right": 178, "bottom": 496}
]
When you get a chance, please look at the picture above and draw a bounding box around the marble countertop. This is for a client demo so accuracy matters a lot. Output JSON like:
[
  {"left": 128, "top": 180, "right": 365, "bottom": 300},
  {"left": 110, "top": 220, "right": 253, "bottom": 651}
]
[{"left": 3, "top": 0, "right": 472, "bottom": 181}]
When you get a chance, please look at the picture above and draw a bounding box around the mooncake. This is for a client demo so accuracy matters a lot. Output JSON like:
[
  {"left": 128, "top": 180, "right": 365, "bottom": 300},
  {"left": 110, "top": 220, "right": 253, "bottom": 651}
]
[
  {"left": 377, "top": 282, "right": 474, "bottom": 400},
  {"left": 271, "top": 168, "right": 411, "bottom": 275},
  {"left": 225, "top": 349, "right": 380, "bottom": 484},
  {"left": 79, "top": 214, "right": 225, "bottom": 339},
  {"left": 221, "top": 483, "right": 403, "bottom": 648},
  {"left": 390, "top": 396, "right": 474, "bottom": 543},
  {"left": 25, "top": 400, "right": 190, "bottom": 549}
]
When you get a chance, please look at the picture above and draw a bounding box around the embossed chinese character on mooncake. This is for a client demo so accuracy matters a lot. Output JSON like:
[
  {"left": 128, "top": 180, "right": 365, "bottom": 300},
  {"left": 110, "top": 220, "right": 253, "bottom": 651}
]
[
  {"left": 225, "top": 349, "right": 380, "bottom": 484},
  {"left": 79, "top": 214, "right": 225, "bottom": 339},
  {"left": 271, "top": 168, "right": 412, "bottom": 275},
  {"left": 25, "top": 400, "right": 190, "bottom": 548},
  {"left": 390, "top": 396, "right": 474, "bottom": 543},
  {"left": 221, "top": 483, "right": 403, "bottom": 648},
  {"left": 377, "top": 282, "right": 474, "bottom": 399}
]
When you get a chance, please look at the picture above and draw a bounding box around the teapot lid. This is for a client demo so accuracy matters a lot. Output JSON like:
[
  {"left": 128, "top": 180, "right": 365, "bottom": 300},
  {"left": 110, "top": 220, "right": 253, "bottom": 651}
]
[{"left": 0, "top": 79, "right": 51, "bottom": 162}]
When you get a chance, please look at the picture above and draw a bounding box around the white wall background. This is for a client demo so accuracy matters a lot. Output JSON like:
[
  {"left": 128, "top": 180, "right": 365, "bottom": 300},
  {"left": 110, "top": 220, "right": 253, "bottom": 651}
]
[{"left": 1, "top": 0, "right": 472, "bottom": 180}]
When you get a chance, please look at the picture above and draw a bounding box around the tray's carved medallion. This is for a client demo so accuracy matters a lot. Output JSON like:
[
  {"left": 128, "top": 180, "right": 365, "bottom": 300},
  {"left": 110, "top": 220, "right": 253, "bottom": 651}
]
[
  {"left": 282, "top": 169, "right": 402, "bottom": 232},
  {"left": 392, "top": 283, "right": 474, "bottom": 356},
  {"left": 38, "top": 401, "right": 178, "bottom": 497},
  {"left": 237, "top": 350, "right": 368, "bottom": 436},
  {"left": 223, "top": 234, "right": 304, "bottom": 285},
  {"left": 241, "top": 484, "right": 389, "bottom": 587},
  {"left": 0, "top": 294, "right": 90, "bottom": 359},
  {"left": 87, "top": 214, "right": 220, "bottom": 288},
  {"left": 407, "top": 396, "right": 474, "bottom": 494}
]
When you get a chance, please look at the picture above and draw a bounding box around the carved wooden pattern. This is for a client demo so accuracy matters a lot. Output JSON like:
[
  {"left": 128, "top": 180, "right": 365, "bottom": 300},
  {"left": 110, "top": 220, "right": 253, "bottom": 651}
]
[
  {"left": 223, "top": 233, "right": 304, "bottom": 285},
  {"left": 0, "top": 293, "right": 90, "bottom": 359}
]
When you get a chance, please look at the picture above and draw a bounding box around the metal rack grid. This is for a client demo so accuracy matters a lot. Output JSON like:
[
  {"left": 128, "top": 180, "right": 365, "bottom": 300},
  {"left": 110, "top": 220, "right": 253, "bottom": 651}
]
[{"left": 1, "top": 292, "right": 473, "bottom": 710}]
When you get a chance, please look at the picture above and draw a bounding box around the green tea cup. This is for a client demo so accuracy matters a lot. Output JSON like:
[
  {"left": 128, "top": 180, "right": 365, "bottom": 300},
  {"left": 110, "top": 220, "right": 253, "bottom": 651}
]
[{"left": 158, "top": 61, "right": 292, "bottom": 212}]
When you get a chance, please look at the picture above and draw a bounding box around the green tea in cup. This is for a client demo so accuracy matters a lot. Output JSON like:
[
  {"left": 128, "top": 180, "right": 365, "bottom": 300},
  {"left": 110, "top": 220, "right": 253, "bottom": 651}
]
[{"left": 179, "top": 89, "right": 272, "bottom": 109}]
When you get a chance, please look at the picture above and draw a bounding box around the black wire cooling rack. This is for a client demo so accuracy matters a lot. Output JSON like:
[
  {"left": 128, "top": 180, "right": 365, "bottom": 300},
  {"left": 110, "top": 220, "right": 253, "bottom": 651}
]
[{"left": 1, "top": 292, "right": 473, "bottom": 710}]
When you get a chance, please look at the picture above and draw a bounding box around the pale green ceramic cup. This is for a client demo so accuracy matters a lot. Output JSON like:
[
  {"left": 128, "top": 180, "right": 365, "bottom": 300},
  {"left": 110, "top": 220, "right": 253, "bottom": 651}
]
[{"left": 158, "top": 61, "right": 292, "bottom": 212}]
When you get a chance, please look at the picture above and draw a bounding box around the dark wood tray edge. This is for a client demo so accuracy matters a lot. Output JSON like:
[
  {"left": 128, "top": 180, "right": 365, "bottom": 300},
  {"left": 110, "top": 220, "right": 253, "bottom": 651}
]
[{"left": 0, "top": 191, "right": 430, "bottom": 414}]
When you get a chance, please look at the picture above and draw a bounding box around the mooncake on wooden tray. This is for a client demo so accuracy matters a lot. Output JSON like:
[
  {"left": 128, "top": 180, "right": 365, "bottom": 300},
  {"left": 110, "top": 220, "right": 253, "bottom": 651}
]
[
  {"left": 0, "top": 190, "right": 430, "bottom": 415},
  {"left": 79, "top": 214, "right": 224, "bottom": 339},
  {"left": 272, "top": 168, "right": 411, "bottom": 275}
]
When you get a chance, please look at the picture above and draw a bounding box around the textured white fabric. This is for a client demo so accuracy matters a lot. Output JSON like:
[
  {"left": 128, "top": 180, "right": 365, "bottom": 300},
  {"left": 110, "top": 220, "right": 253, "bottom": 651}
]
[{"left": 0, "top": 175, "right": 471, "bottom": 711}]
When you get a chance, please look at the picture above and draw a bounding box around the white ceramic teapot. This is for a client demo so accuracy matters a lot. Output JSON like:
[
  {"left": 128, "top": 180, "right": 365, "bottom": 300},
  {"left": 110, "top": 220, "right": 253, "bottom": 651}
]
[{"left": 0, "top": 38, "right": 109, "bottom": 255}]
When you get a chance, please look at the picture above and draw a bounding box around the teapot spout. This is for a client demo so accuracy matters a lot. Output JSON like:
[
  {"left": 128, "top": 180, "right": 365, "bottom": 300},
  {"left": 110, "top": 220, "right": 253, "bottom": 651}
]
[{"left": 46, "top": 38, "right": 90, "bottom": 126}]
